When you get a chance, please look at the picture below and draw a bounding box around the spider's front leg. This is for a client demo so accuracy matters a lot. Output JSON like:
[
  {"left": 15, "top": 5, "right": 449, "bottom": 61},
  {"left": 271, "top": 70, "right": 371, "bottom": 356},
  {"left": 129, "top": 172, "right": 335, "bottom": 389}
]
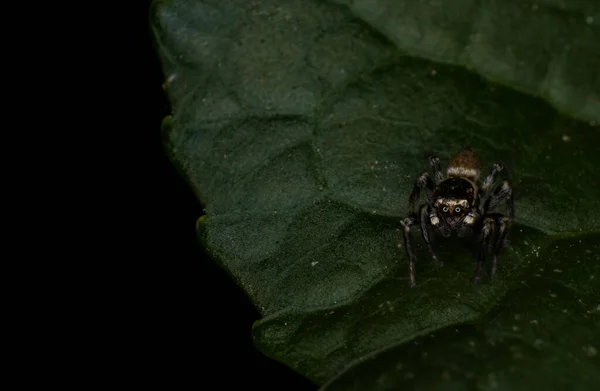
[
  {"left": 420, "top": 204, "right": 443, "bottom": 267},
  {"left": 402, "top": 172, "right": 441, "bottom": 287},
  {"left": 475, "top": 217, "right": 496, "bottom": 284},
  {"left": 480, "top": 163, "right": 514, "bottom": 280},
  {"left": 490, "top": 214, "right": 511, "bottom": 280},
  {"left": 403, "top": 171, "right": 437, "bottom": 287},
  {"left": 402, "top": 204, "right": 443, "bottom": 287},
  {"left": 401, "top": 213, "right": 419, "bottom": 287},
  {"left": 408, "top": 172, "right": 435, "bottom": 213}
]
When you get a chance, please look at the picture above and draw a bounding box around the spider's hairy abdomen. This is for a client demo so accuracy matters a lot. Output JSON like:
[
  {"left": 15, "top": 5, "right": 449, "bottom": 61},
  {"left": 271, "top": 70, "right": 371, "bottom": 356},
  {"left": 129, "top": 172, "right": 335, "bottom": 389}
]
[{"left": 447, "top": 147, "right": 482, "bottom": 182}]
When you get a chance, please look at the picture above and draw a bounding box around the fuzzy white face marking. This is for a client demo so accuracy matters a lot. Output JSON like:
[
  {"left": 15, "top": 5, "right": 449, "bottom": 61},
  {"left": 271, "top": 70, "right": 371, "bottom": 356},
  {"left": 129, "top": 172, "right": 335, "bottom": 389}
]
[{"left": 447, "top": 166, "right": 480, "bottom": 181}]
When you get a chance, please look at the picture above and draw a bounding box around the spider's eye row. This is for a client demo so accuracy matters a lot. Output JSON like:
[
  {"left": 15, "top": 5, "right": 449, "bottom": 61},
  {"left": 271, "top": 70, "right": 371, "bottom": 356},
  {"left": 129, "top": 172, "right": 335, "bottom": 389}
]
[
  {"left": 442, "top": 207, "right": 448, "bottom": 212},
  {"left": 455, "top": 207, "right": 461, "bottom": 213}
]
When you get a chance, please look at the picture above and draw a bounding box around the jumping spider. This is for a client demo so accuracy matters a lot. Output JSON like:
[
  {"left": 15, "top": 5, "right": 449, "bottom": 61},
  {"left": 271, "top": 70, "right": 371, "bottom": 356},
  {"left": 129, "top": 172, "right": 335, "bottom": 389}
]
[{"left": 401, "top": 147, "right": 514, "bottom": 287}]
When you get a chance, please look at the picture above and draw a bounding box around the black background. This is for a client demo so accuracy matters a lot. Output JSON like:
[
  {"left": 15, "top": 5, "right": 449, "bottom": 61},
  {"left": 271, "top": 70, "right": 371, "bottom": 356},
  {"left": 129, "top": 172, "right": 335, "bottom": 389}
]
[{"left": 140, "top": 2, "right": 317, "bottom": 389}]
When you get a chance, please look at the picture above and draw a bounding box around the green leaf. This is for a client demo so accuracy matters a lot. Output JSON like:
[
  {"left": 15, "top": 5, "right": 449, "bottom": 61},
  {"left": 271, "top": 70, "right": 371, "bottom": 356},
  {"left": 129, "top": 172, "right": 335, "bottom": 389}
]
[
  {"left": 151, "top": 0, "right": 600, "bottom": 388},
  {"left": 332, "top": 0, "right": 600, "bottom": 123},
  {"left": 321, "top": 234, "right": 600, "bottom": 391}
]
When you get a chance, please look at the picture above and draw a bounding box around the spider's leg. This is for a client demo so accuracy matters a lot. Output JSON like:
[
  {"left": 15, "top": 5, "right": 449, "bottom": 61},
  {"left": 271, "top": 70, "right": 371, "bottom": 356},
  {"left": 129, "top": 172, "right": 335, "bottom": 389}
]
[
  {"left": 429, "top": 155, "right": 444, "bottom": 185},
  {"left": 483, "top": 179, "right": 514, "bottom": 218},
  {"left": 419, "top": 204, "right": 442, "bottom": 266},
  {"left": 475, "top": 217, "right": 495, "bottom": 284},
  {"left": 401, "top": 212, "right": 421, "bottom": 287},
  {"left": 490, "top": 214, "right": 511, "bottom": 280},
  {"left": 480, "top": 163, "right": 504, "bottom": 195},
  {"left": 408, "top": 172, "right": 435, "bottom": 213}
]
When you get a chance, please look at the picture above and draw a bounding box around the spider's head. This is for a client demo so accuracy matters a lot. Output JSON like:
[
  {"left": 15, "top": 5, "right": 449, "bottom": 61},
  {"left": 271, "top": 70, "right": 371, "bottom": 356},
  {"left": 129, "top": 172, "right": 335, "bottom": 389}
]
[
  {"left": 435, "top": 198, "right": 470, "bottom": 228},
  {"left": 434, "top": 177, "right": 477, "bottom": 229}
]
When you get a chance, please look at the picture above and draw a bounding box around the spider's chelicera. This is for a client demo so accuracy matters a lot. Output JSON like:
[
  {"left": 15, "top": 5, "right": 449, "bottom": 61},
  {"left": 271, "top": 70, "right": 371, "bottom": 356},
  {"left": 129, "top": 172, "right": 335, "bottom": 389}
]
[{"left": 401, "top": 147, "right": 514, "bottom": 287}]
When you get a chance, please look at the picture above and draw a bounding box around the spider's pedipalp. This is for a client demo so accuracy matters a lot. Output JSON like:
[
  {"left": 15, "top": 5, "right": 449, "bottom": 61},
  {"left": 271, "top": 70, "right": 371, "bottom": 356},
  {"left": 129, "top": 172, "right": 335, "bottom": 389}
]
[{"left": 457, "top": 210, "right": 481, "bottom": 238}]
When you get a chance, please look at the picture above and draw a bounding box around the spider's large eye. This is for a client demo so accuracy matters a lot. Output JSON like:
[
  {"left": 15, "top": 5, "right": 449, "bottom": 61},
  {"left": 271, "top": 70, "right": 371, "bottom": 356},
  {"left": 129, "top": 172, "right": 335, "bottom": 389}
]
[
  {"left": 455, "top": 207, "right": 461, "bottom": 213},
  {"left": 442, "top": 207, "right": 448, "bottom": 212}
]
